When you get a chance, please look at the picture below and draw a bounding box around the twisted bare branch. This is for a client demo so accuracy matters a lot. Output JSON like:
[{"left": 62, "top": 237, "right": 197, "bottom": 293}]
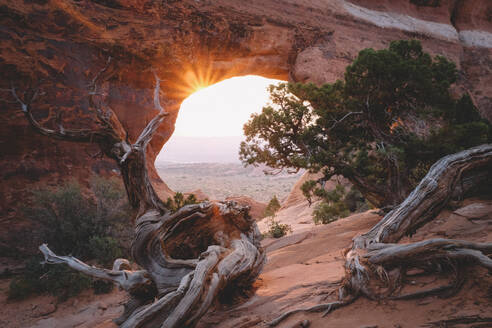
[
  {"left": 268, "top": 144, "right": 492, "bottom": 326},
  {"left": 133, "top": 72, "right": 169, "bottom": 150},
  {"left": 13, "top": 58, "right": 267, "bottom": 328},
  {"left": 39, "top": 244, "right": 154, "bottom": 293}
]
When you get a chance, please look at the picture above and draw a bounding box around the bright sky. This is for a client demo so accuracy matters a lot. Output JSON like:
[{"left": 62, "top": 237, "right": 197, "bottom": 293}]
[{"left": 173, "top": 75, "right": 281, "bottom": 137}]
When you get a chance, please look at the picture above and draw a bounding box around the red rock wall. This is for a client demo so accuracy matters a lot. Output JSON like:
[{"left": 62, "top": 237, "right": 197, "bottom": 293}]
[{"left": 0, "top": 0, "right": 491, "bottom": 255}]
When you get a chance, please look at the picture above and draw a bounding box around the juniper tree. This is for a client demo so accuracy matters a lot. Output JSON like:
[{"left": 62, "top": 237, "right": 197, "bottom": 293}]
[{"left": 240, "top": 40, "right": 491, "bottom": 208}]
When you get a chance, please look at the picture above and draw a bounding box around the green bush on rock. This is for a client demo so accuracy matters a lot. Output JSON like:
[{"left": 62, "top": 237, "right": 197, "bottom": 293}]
[
  {"left": 8, "top": 176, "right": 131, "bottom": 301},
  {"left": 165, "top": 192, "right": 199, "bottom": 213},
  {"left": 265, "top": 218, "right": 292, "bottom": 238}
]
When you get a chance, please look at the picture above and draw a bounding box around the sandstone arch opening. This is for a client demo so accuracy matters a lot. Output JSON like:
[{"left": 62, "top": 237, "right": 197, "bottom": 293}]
[
  {"left": 155, "top": 75, "right": 303, "bottom": 204},
  {"left": 10, "top": 66, "right": 270, "bottom": 328},
  {"left": 158, "top": 75, "right": 282, "bottom": 163}
]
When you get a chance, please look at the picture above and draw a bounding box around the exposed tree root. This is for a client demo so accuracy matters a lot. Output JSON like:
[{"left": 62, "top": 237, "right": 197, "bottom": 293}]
[
  {"left": 40, "top": 201, "right": 265, "bottom": 328},
  {"left": 269, "top": 144, "right": 492, "bottom": 326},
  {"left": 267, "top": 301, "right": 348, "bottom": 327}
]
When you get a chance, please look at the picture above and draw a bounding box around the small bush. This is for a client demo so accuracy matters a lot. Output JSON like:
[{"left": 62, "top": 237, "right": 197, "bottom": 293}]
[
  {"left": 88, "top": 236, "right": 123, "bottom": 266},
  {"left": 310, "top": 185, "right": 369, "bottom": 225},
  {"left": 313, "top": 201, "right": 350, "bottom": 225},
  {"left": 23, "top": 177, "right": 129, "bottom": 259},
  {"left": 8, "top": 256, "right": 92, "bottom": 301},
  {"left": 410, "top": 0, "right": 440, "bottom": 7},
  {"left": 266, "top": 218, "right": 292, "bottom": 238},
  {"left": 8, "top": 277, "right": 36, "bottom": 300},
  {"left": 92, "top": 279, "right": 114, "bottom": 294},
  {"left": 343, "top": 188, "right": 369, "bottom": 212},
  {"left": 264, "top": 195, "right": 281, "bottom": 218},
  {"left": 9, "top": 177, "right": 130, "bottom": 301},
  {"left": 165, "top": 192, "right": 199, "bottom": 213}
]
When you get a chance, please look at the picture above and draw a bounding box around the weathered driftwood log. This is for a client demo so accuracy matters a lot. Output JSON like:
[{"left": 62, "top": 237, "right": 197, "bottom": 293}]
[
  {"left": 269, "top": 144, "right": 492, "bottom": 326},
  {"left": 10, "top": 59, "right": 265, "bottom": 328}
]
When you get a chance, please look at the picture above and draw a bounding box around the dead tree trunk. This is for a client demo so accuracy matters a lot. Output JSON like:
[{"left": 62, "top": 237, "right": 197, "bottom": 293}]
[
  {"left": 269, "top": 143, "right": 492, "bottom": 326},
  {"left": 9, "top": 59, "right": 265, "bottom": 328}
]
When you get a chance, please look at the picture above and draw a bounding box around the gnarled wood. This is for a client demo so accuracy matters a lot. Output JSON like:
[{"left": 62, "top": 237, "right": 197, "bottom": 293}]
[
  {"left": 356, "top": 144, "right": 492, "bottom": 246},
  {"left": 269, "top": 144, "right": 492, "bottom": 325},
  {"left": 13, "top": 61, "right": 265, "bottom": 327},
  {"left": 39, "top": 244, "right": 156, "bottom": 294}
]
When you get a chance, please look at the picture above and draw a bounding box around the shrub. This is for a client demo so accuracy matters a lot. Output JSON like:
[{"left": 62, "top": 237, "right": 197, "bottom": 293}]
[
  {"left": 410, "top": 0, "right": 440, "bottom": 7},
  {"left": 309, "top": 185, "right": 369, "bottom": 225},
  {"left": 313, "top": 201, "right": 350, "bottom": 225},
  {"left": 266, "top": 218, "right": 292, "bottom": 238},
  {"left": 9, "top": 177, "right": 130, "bottom": 301},
  {"left": 23, "top": 177, "right": 129, "bottom": 259},
  {"left": 8, "top": 256, "right": 91, "bottom": 301},
  {"left": 344, "top": 188, "right": 370, "bottom": 212},
  {"left": 92, "top": 279, "right": 114, "bottom": 294},
  {"left": 88, "top": 236, "right": 123, "bottom": 266},
  {"left": 264, "top": 195, "right": 281, "bottom": 218},
  {"left": 8, "top": 277, "right": 35, "bottom": 300},
  {"left": 165, "top": 192, "right": 199, "bottom": 213}
]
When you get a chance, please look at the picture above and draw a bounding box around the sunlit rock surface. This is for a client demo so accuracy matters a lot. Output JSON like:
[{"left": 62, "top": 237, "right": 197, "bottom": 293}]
[{"left": 1, "top": 0, "right": 491, "bottom": 254}]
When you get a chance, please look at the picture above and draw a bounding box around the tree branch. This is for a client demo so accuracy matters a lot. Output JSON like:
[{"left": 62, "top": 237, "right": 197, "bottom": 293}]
[
  {"left": 328, "top": 111, "right": 363, "bottom": 131},
  {"left": 133, "top": 72, "right": 169, "bottom": 150},
  {"left": 39, "top": 244, "right": 154, "bottom": 292},
  {"left": 356, "top": 144, "right": 492, "bottom": 246},
  {"left": 10, "top": 86, "right": 106, "bottom": 142}
]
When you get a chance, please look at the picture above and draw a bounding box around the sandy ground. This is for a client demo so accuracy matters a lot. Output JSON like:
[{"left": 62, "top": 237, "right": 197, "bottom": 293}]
[
  {"left": 257, "top": 200, "right": 318, "bottom": 234},
  {"left": 200, "top": 199, "right": 492, "bottom": 328},
  {"left": 1, "top": 199, "right": 491, "bottom": 328},
  {"left": 0, "top": 280, "right": 125, "bottom": 328}
]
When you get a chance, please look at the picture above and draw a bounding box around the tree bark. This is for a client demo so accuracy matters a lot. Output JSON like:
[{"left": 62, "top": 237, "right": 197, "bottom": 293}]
[
  {"left": 11, "top": 61, "right": 265, "bottom": 328},
  {"left": 269, "top": 143, "right": 492, "bottom": 325}
]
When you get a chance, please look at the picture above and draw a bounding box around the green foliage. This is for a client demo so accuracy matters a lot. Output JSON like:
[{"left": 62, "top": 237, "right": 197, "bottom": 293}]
[
  {"left": 165, "top": 192, "right": 199, "bottom": 213},
  {"left": 265, "top": 218, "right": 292, "bottom": 238},
  {"left": 8, "top": 256, "right": 91, "bottom": 301},
  {"left": 313, "top": 201, "right": 349, "bottom": 225},
  {"left": 88, "top": 236, "right": 123, "bottom": 267},
  {"left": 24, "top": 182, "right": 98, "bottom": 258},
  {"left": 264, "top": 195, "right": 281, "bottom": 217},
  {"left": 92, "top": 279, "right": 114, "bottom": 294},
  {"left": 263, "top": 196, "right": 290, "bottom": 238},
  {"left": 9, "top": 177, "right": 130, "bottom": 301},
  {"left": 8, "top": 277, "right": 34, "bottom": 300},
  {"left": 241, "top": 40, "right": 492, "bottom": 208},
  {"left": 23, "top": 177, "right": 129, "bottom": 259},
  {"left": 306, "top": 184, "right": 367, "bottom": 225},
  {"left": 344, "top": 187, "right": 371, "bottom": 212}
]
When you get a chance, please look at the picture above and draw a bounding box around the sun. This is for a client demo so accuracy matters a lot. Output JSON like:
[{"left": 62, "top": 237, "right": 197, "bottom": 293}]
[
  {"left": 182, "top": 67, "right": 218, "bottom": 94},
  {"left": 168, "top": 58, "right": 226, "bottom": 99},
  {"left": 172, "top": 75, "right": 281, "bottom": 138}
]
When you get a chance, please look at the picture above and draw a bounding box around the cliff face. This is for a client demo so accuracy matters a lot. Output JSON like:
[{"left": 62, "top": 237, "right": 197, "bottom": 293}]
[{"left": 0, "top": 0, "right": 491, "bottom": 255}]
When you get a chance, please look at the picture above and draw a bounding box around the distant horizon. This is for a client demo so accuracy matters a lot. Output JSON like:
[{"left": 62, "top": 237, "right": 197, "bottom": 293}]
[{"left": 156, "top": 135, "right": 245, "bottom": 164}]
